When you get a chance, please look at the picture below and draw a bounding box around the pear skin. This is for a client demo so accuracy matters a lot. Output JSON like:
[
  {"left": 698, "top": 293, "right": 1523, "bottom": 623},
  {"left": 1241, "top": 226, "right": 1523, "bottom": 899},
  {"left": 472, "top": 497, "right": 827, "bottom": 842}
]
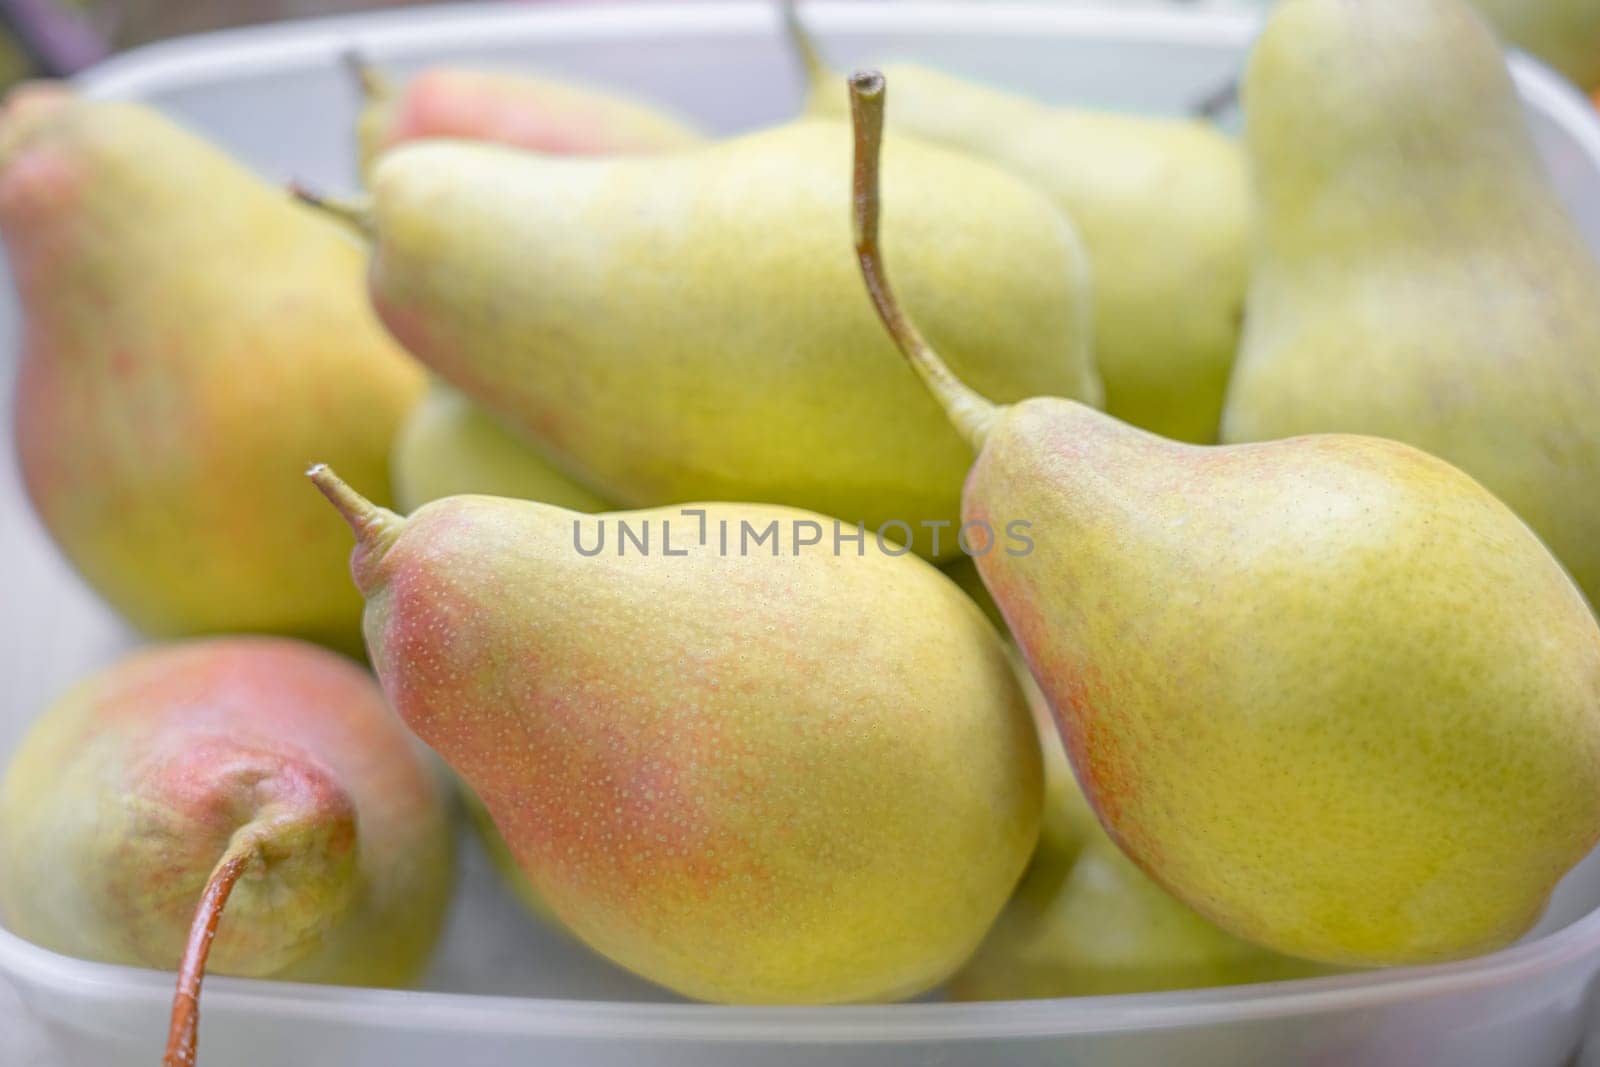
[
  {"left": 308, "top": 467, "right": 1041, "bottom": 1003},
  {"left": 393, "top": 382, "right": 611, "bottom": 514},
  {"left": 1222, "top": 0, "right": 1600, "bottom": 605},
  {"left": 1472, "top": 0, "right": 1600, "bottom": 90},
  {"left": 954, "top": 817, "right": 1333, "bottom": 1000},
  {"left": 788, "top": 4, "right": 1246, "bottom": 443},
  {"left": 848, "top": 69, "right": 1600, "bottom": 968},
  {"left": 302, "top": 118, "right": 1098, "bottom": 561},
  {"left": 349, "top": 57, "right": 702, "bottom": 179},
  {"left": 0, "top": 88, "right": 425, "bottom": 653},
  {"left": 390, "top": 382, "right": 603, "bottom": 926},
  {"left": 954, "top": 677, "right": 1333, "bottom": 999},
  {"left": 0, "top": 638, "right": 454, "bottom": 1065}
]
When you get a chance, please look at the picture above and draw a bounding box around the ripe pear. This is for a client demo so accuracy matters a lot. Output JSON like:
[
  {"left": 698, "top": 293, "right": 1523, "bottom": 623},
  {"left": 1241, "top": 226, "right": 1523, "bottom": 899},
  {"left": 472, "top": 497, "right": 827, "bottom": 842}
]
[
  {"left": 954, "top": 702, "right": 1330, "bottom": 999},
  {"left": 1472, "top": 0, "right": 1600, "bottom": 90},
  {"left": 786, "top": 3, "right": 1245, "bottom": 443},
  {"left": 307, "top": 466, "right": 1041, "bottom": 1003},
  {"left": 348, "top": 55, "right": 702, "bottom": 179},
  {"left": 296, "top": 118, "right": 1098, "bottom": 561},
  {"left": 848, "top": 70, "right": 1600, "bottom": 967},
  {"left": 390, "top": 382, "right": 602, "bottom": 926},
  {"left": 0, "top": 638, "right": 454, "bottom": 1066},
  {"left": 393, "top": 382, "right": 610, "bottom": 514},
  {"left": 0, "top": 87, "right": 424, "bottom": 653},
  {"left": 1222, "top": 0, "right": 1600, "bottom": 605}
]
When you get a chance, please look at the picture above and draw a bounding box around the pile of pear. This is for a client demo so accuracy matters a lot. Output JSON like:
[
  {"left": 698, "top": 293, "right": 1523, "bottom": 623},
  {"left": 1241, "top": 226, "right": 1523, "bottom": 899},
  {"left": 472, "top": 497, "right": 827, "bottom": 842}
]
[{"left": 0, "top": 0, "right": 1599, "bottom": 1053}]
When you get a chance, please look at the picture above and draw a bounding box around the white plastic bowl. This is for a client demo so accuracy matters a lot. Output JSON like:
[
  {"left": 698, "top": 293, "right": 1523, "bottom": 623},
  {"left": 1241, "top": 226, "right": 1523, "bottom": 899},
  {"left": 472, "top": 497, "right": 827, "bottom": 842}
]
[{"left": 3, "top": 3, "right": 1600, "bottom": 1065}]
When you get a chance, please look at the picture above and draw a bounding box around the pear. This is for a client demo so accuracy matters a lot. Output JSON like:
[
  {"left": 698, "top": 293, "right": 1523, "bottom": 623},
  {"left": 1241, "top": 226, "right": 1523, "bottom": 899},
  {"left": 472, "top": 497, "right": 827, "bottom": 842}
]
[
  {"left": 307, "top": 466, "right": 1041, "bottom": 1003},
  {"left": 1221, "top": 0, "right": 1600, "bottom": 606},
  {"left": 0, "top": 87, "right": 425, "bottom": 653},
  {"left": 954, "top": 695, "right": 1331, "bottom": 999},
  {"left": 391, "top": 382, "right": 602, "bottom": 926},
  {"left": 848, "top": 69, "right": 1600, "bottom": 967},
  {"left": 786, "top": 2, "right": 1246, "bottom": 444},
  {"left": 0, "top": 638, "right": 454, "bottom": 1066},
  {"left": 1472, "top": 0, "right": 1600, "bottom": 90},
  {"left": 296, "top": 118, "right": 1098, "bottom": 561},
  {"left": 348, "top": 54, "right": 702, "bottom": 179},
  {"left": 393, "top": 382, "right": 610, "bottom": 514}
]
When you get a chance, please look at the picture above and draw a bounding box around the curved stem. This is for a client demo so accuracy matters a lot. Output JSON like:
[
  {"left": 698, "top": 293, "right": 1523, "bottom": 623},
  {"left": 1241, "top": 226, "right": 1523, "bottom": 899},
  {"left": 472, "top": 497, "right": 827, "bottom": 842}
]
[
  {"left": 779, "top": 0, "right": 830, "bottom": 91},
  {"left": 288, "top": 183, "right": 375, "bottom": 241},
  {"left": 849, "top": 70, "right": 999, "bottom": 452},
  {"left": 341, "top": 49, "right": 395, "bottom": 103},
  {"left": 162, "top": 845, "right": 257, "bottom": 1067}
]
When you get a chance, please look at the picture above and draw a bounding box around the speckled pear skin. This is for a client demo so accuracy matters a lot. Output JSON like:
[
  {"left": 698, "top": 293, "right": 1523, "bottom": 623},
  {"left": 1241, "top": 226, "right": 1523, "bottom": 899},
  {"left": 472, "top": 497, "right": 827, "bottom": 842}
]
[
  {"left": 316, "top": 476, "right": 1042, "bottom": 1004},
  {"left": 802, "top": 61, "right": 1246, "bottom": 444},
  {"left": 393, "top": 382, "right": 611, "bottom": 514},
  {"left": 0, "top": 638, "right": 454, "bottom": 985},
  {"left": 1222, "top": 0, "right": 1600, "bottom": 605},
  {"left": 355, "top": 65, "right": 702, "bottom": 179},
  {"left": 953, "top": 682, "right": 1331, "bottom": 999},
  {"left": 359, "top": 122, "right": 1098, "bottom": 561},
  {"left": 1472, "top": 0, "right": 1600, "bottom": 90},
  {"left": 391, "top": 383, "right": 601, "bottom": 926},
  {"left": 970, "top": 398, "right": 1600, "bottom": 966},
  {"left": 0, "top": 89, "right": 424, "bottom": 653}
]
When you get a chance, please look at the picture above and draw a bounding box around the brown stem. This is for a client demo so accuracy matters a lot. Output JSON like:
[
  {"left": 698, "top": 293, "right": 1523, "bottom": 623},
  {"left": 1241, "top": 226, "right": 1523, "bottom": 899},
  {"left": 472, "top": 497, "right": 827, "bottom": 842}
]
[
  {"left": 1190, "top": 76, "right": 1239, "bottom": 123},
  {"left": 848, "top": 70, "right": 999, "bottom": 451},
  {"left": 162, "top": 846, "right": 257, "bottom": 1067},
  {"left": 340, "top": 49, "right": 395, "bottom": 102},
  {"left": 288, "top": 182, "right": 375, "bottom": 240}
]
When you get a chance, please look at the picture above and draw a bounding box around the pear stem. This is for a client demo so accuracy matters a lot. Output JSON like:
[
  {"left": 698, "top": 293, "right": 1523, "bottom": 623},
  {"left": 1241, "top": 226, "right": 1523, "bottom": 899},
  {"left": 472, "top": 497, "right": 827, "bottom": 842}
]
[
  {"left": 162, "top": 844, "right": 256, "bottom": 1067},
  {"left": 849, "top": 70, "right": 1000, "bottom": 452},
  {"left": 340, "top": 49, "right": 395, "bottom": 103},
  {"left": 779, "top": 0, "right": 830, "bottom": 90},
  {"left": 289, "top": 182, "right": 374, "bottom": 240},
  {"left": 307, "top": 464, "right": 402, "bottom": 553},
  {"left": 1190, "top": 77, "right": 1238, "bottom": 123}
]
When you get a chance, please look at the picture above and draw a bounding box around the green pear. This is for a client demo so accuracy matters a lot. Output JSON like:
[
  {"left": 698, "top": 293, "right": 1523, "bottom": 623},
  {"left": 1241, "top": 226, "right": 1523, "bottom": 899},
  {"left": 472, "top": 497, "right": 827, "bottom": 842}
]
[
  {"left": 1222, "top": 0, "right": 1600, "bottom": 605},
  {"left": 297, "top": 118, "right": 1099, "bottom": 561},
  {"left": 848, "top": 69, "right": 1600, "bottom": 967},
  {"left": 393, "top": 382, "right": 611, "bottom": 514},
  {"left": 954, "top": 698, "right": 1330, "bottom": 999},
  {"left": 955, "top": 813, "right": 1332, "bottom": 999},
  {"left": 348, "top": 55, "right": 702, "bottom": 180},
  {"left": 0, "top": 638, "right": 454, "bottom": 1066},
  {"left": 787, "top": 3, "right": 1246, "bottom": 443},
  {"left": 307, "top": 467, "right": 1041, "bottom": 1003},
  {"left": 0, "top": 87, "right": 425, "bottom": 654},
  {"left": 1472, "top": 0, "right": 1600, "bottom": 90}
]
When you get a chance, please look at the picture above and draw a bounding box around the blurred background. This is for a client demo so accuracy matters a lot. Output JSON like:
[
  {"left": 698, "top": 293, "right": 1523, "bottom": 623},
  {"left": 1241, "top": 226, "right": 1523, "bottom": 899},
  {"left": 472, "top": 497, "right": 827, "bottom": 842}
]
[
  {"left": 0, "top": 0, "right": 515, "bottom": 80},
  {"left": 0, "top": 0, "right": 1231, "bottom": 85},
  {"left": 0, "top": 1, "right": 1594, "bottom": 105}
]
